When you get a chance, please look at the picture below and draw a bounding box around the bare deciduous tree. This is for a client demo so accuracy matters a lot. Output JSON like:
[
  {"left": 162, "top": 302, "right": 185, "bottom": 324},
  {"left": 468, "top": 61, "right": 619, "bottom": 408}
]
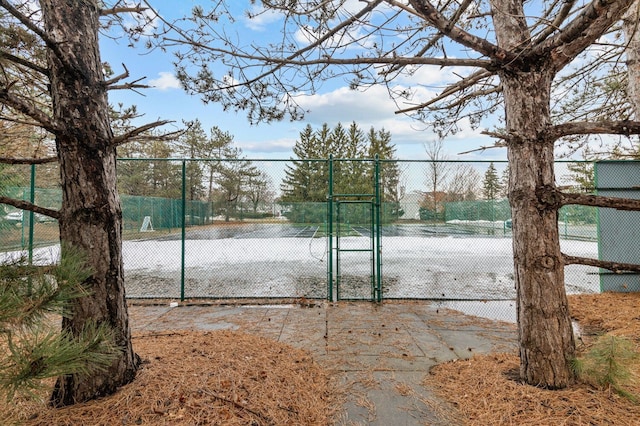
[{"left": 423, "top": 139, "right": 450, "bottom": 213}]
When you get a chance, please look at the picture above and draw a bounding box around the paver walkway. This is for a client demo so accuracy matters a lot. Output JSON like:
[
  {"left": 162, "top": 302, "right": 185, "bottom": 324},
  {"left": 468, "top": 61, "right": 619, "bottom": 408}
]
[{"left": 129, "top": 301, "right": 517, "bottom": 425}]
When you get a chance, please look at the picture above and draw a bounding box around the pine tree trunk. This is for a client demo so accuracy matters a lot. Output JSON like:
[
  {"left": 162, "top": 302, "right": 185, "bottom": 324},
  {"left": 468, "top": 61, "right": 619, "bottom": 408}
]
[
  {"left": 488, "top": 0, "right": 576, "bottom": 389},
  {"left": 624, "top": 1, "right": 640, "bottom": 119},
  {"left": 39, "top": 1, "right": 138, "bottom": 406},
  {"left": 502, "top": 69, "right": 576, "bottom": 389}
]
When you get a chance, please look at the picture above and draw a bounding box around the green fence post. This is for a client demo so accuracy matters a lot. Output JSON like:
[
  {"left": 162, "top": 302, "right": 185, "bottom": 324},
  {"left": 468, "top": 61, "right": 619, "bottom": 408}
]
[
  {"left": 327, "top": 155, "right": 334, "bottom": 301},
  {"left": 28, "top": 164, "right": 35, "bottom": 263},
  {"left": 374, "top": 155, "right": 382, "bottom": 302},
  {"left": 181, "top": 160, "right": 186, "bottom": 302}
]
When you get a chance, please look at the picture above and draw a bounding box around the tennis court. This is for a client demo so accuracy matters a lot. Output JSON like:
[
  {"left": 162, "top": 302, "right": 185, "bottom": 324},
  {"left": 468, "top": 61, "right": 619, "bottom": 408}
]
[{"left": 120, "top": 221, "right": 599, "bottom": 304}]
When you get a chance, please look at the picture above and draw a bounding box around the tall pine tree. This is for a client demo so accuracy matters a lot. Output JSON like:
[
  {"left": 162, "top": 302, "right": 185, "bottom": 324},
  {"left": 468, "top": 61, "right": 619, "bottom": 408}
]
[
  {"left": 281, "top": 124, "right": 325, "bottom": 202},
  {"left": 280, "top": 122, "right": 400, "bottom": 222},
  {"left": 483, "top": 162, "right": 502, "bottom": 200}
]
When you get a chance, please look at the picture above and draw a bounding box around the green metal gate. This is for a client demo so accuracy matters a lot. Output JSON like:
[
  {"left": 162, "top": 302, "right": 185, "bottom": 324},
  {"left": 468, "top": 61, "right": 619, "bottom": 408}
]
[{"left": 327, "top": 156, "right": 382, "bottom": 302}]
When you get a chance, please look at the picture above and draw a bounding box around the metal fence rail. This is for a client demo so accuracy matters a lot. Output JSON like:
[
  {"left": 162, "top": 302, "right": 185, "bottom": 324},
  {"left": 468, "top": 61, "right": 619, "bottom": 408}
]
[{"left": 1, "top": 159, "right": 602, "bottom": 311}]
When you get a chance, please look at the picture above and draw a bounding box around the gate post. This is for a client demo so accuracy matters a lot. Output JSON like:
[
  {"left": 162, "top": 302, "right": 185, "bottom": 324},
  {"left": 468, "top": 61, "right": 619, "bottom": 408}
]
[
  {"left": 327, "top": 155, "right": 334, "bottom": 301},
  {"left": 374, "top": 155, "right": 382, "bottom": 302},
  {"left": 180, "top": 160, "right": 186, "bottom": 301}
]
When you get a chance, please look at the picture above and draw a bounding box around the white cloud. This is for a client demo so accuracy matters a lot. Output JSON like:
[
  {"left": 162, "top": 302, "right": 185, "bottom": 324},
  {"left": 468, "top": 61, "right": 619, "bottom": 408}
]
[
  {"left": 148, "top": 72, "right": 181, "bottom": 90},
  {"left": 286, "top": 81, "right": 491, "bottom": 159},
  {"left": 238, "top": 137, "right": 296, "bottom": 154},
  {"left": 396, "top": 64, "right": 465, "bottom": 87},
  {"left": 293, "top": 84, "right": 438, "bottom": 142}
]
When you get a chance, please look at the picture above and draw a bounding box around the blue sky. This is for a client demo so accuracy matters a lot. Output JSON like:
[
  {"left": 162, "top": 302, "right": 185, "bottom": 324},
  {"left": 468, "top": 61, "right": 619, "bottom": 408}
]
[{"left": 99, "top": 1, "right": 506, "bottom": 162}]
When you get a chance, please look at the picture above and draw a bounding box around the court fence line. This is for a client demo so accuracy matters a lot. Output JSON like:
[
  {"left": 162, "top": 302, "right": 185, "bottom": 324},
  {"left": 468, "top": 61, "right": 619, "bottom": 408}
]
[{"left": 1, "top": 159, "right": 602, "bottom": 314}]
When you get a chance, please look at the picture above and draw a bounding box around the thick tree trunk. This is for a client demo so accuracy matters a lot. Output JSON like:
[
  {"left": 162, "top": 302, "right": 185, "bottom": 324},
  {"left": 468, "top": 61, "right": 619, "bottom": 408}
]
[
  {"left": 503, "top": 69, "right": 576, "bottom": 388},
  {"left": 624, "top": 1, "right": 640, "bottom": 119},
  {"left": 40, "top": 1, "right": 138, "bottom": 406},
  {"left": 489, "top": 0, "right": 576, "bottom": 389}
]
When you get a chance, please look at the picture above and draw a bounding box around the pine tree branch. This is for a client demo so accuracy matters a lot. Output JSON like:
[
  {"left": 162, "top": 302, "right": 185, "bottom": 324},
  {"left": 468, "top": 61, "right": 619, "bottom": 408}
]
[
  {"left": 100, "top": 4, "right": 148, "bottom": 16},
  {"left": 407, "top": 0, "right": 512, "bottom": 62},
  {"left": 103, "top": 63, "right": 150, "bottom": 92},
  {"left": 0, "top": 0, "right": 64, "bottom": 60},
  {"left": 0, "top": 196, "right": 60, "bottom": 220},
  {"left": 0, "top": 84, "right": 59, "bottom": 134},
  {"left": 0, "top": 156, "right": 57, "bottom": 165},
  {"left": 108, "top": 79, "right": 148, "bottom": 91},
  {"left": 558, "top": 191, "right": 640, "bottom": 211},
  {"left": 382, "top": 0, "right": 475, "bottom": 75},
  {"left": 195, "top": 54, "right": 490, "bottom": 68},
  {"left": 111, "top": 120, "right": 175, "bottom": 147},
  {"left": 395, "top": 69, "right": 494, "bottom": 114},
  {"left": 457, "top": 142, "right": 507, "bottom": 155},
  {"left": 546, "top": 120, "right": 640, "bottom": 138},
  {"left": 482, "top": 130, "right": 509, "bottom": 140},
  {"left": 103, "top": 63, "right": 131, "bottom": 86},
  {"left": 0, "top": 263, "right": 56, "bottom": 279},
  {"left": 539, "top": 0, "right": 635, "bottom": 68},
  {"left": 161, "top": 0, "right": 387, "bottom": 90},
  {"left": 0, "top": 49, "right": 49, "bottom": 76},
  {"left": 0, "top": 115, "right": 43, "bottom": 128},
  {"left": 531, "top": 0, "right": 577, "bottom": 44},
  {"left": 563, "top": 254, "right": 640, "bottom": 273}
]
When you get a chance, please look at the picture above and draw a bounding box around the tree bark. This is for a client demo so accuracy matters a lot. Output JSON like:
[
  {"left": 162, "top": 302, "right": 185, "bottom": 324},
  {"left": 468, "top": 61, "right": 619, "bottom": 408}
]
[
  {"left": 490, "top": 0, "right": 575, "bottom": 388},
  {"left": 39, "top": 1, "right": 138, "bottom": 406},
  {"left": 503, "top": 70, "right": 575, "bottom": 389},
  {"left": 623, "top": 1, "right": 640, "bottom": 119}
]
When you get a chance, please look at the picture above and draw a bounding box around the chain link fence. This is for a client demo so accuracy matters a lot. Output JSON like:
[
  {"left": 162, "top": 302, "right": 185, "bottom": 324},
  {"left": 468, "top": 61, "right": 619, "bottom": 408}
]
[{"left": 1, "top": 159, "right": 606, "bottom": 319}]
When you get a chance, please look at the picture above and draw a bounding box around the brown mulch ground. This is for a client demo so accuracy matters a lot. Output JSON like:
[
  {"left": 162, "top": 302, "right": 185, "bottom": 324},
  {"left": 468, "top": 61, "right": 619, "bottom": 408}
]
[
  {"left": 4, "top": 292, "right": 640, "bottom": 425},
  {"left": 7, "top": 331, "right": 340, "bottom": 425},
  {"left": 424, "top": 292, "right": 640, "bottom": 426}
]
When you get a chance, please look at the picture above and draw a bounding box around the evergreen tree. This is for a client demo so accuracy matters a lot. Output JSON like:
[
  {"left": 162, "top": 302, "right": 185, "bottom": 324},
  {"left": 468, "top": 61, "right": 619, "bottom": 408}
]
[
  {"left": 328, "top": 123, "right": 349, "bottom": 195},
  {"left": 0, "top": 246, "right": 118, "bottom": 400},
  {"left": 368, "top": 127, "right": 400, "bottom": 201},
  {"left": 282, "top": 122, "right": 400, "bottom": 204},
  {"left": 565, "top": 162, "right": 595, "bottom": 193},
  {"left": 117, "top": 139, "right": 182, "bottom": 199},
  {"left": 147, "top": 141, "right": 182, "bottom": 199},
  {"left": 329, "top": 122, "right": 374, "bottom": 199},
  {"left": 281, "top": 122, "right": 399, "bottom": 223},
  {"left": 281, "top": 125, "right": 325, "bottom": 203},
  {"left": 116, "top": 141, "right": 149, "bottom": 196},
  {"left": 176, "top": 120, "right": 206, "bottom": 201},
  {"left": 343, "top": 122, "right": 369, "bottom": 199},
  {"left": 500, "top": 165, "right": 510, "bottom": 199},
  {"left": 176, "top": 120, "right": 237, "bottom": 204},
  {"left": 214, "top": 147, "right": 260, "bottom": 221},
  {"left": 483, "top": 162, "right": 501, "bottom": 200},
  {"left": 204, "top": 126, "right": 235, "bottom": 203},
  {"left": 561, "top": 148, "right": 595, "bottom": 193},
  {"left": 367, "top": 127, "right": 402, "bottom": 219},
  {"left": 328, "top": 123, "right": 348, "bottom": 157}
]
